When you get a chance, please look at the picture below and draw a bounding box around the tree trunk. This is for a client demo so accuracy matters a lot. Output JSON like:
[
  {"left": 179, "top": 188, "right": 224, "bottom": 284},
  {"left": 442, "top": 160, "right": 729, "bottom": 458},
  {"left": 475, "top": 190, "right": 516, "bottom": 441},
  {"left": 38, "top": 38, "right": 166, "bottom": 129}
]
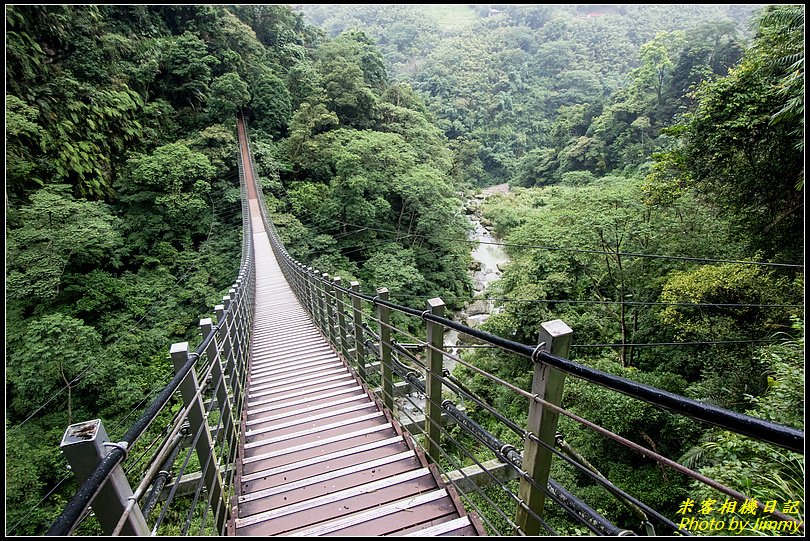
[{"left": 60, "top": 364, "right": 73, "bottom": 425}]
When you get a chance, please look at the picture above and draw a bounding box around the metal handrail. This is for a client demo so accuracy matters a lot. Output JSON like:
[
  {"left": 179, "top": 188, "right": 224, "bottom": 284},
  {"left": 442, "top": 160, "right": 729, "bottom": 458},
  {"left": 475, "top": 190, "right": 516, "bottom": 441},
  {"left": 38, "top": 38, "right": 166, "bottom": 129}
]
[{"left": 48, "top": 131, "right": 256, "bottom": 537}]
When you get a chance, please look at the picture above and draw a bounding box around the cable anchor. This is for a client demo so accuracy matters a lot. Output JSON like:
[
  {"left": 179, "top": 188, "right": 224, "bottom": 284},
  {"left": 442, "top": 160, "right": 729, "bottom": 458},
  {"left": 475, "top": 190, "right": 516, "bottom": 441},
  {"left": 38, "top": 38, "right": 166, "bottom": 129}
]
[
  {"left": 530, "top": 342, "right": 547, "bottom": 363},
  {"left": 103, "top": 441, "right": 130, "bottom": 461}
]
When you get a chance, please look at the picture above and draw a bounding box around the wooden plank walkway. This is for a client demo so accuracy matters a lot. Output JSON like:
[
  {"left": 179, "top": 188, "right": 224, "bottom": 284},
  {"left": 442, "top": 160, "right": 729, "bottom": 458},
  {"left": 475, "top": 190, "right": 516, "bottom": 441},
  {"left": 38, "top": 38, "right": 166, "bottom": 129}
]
[{"left": 233, "top": 119, "right": 483, "bottom": 536}]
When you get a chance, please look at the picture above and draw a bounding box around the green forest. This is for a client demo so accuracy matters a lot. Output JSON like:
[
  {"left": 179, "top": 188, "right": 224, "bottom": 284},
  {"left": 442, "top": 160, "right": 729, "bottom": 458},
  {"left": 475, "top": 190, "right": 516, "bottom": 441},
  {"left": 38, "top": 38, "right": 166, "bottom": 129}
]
[{"left": 5, "top": 4, "right": 804, "bottom": 535}]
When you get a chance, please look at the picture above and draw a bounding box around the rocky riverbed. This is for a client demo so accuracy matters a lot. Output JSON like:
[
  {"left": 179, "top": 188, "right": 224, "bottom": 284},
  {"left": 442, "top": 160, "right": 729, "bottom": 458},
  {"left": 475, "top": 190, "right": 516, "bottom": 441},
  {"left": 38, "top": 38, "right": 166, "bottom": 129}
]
[
  {"left": 396, "top": 185, "right": 510, "bottom": 419},
  {"left": 443, "top": 184, "right": 511, "bottom": 368}
]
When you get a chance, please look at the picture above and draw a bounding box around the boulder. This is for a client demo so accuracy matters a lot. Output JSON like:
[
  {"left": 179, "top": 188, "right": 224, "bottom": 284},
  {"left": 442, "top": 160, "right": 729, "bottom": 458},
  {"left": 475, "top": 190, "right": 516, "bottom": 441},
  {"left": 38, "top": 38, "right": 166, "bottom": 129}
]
[
  {"left": 466, "top": 299, "right": 490, "bottom": 316},
  {"left": 457, "top": 331, "right": 486, "bottom": 345},
  {"left": 466, "top": 314, "right": 491, "bottom": 328}
]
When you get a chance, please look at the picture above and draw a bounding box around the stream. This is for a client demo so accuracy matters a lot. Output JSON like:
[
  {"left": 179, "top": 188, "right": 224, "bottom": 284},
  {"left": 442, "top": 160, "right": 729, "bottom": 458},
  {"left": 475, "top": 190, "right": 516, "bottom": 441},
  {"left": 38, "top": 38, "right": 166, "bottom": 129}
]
[
  {"left": 400, "top": 186, "right": 510, "bottom": 417},
  {"left": 442, "top": 185, "right": 511, "bottom": 372}
]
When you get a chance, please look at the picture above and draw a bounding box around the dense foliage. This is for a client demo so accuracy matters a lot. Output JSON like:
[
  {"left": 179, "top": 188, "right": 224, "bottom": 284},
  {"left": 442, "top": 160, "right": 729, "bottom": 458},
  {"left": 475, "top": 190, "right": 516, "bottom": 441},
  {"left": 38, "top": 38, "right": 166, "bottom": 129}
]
[
  {"left": 4, "top": 5, "right": 312, "bottom": 534},
  {"left": 5, "top": 3, "right": 803, "bottom": 537},
  {"left": 298, "top": 4, "right": 804, "bottom": 535},
  {"left": 646, "top": 5, "right": 805, "bottom": 263},
  {"left": 299, "top": 4, "right": 757, "bottom": 188}
]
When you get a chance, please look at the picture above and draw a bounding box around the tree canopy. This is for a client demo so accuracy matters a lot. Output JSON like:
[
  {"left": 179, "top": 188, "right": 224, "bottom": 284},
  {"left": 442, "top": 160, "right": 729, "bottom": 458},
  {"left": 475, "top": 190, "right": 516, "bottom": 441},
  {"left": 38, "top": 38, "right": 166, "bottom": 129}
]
[{"left": 5, "top": 4, "right": 802, "bottom": 536}]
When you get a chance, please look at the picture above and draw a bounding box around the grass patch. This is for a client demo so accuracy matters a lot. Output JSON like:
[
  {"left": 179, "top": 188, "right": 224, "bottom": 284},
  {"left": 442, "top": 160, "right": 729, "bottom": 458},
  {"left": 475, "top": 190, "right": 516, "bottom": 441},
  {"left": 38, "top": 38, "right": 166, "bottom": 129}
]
[{"left": 420, "top": 4, "right": 479, "bottom": 31}]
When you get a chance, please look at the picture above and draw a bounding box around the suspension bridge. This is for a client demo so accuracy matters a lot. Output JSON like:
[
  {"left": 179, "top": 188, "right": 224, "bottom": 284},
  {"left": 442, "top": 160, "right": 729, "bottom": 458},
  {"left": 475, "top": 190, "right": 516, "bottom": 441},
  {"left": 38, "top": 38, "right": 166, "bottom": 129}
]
[{"left": 45, "top": 117, "right": 804, "bottom": 536}]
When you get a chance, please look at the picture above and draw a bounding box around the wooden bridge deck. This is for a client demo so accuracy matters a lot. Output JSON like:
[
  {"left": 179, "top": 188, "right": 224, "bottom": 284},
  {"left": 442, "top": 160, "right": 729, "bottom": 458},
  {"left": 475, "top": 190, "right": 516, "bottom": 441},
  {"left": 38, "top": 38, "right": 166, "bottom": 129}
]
[{"left": 233, "top": 120, "right": 482, "bottom": 536}]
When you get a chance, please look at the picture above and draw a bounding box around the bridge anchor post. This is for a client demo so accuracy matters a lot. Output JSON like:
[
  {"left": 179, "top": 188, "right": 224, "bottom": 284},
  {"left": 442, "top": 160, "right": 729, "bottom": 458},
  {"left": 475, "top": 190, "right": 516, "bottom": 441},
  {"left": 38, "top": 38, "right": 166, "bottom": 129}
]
[{"left": 515, "top": 319, "right": 572, "bottom": 535}]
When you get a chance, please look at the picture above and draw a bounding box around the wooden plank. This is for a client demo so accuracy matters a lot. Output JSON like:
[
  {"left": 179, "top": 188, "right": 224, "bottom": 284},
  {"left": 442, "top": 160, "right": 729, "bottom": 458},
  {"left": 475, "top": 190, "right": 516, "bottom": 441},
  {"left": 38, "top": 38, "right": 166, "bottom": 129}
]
[
  {"left": 246, "top": 385, "right": 363, "bottom": 417},
  {"left": 236, "top": 470, "right": 437, "bottom": 534},
  {"left": 284, "top": 489, "right": 453, "bottom": 536},
  {"left": 243, "top": 412, "right": 387, "bottom": 451},
  {"left": 240, "top": 436, "right": 405, "bottom": 485},
  {"left": 403, "top": 517, "right": 473, "bottom": 536},
  {"left": 245, "top": 402, "right": 380, "bottom": 439},
  {"left": 246, "top": 394, "right": 370, "bottom": 428},
  {"left": 238, "top": 451, "right": 421, "bottom": 517},
  {"left": 242, "top": 423, "right": 398, "bottom": 475}
]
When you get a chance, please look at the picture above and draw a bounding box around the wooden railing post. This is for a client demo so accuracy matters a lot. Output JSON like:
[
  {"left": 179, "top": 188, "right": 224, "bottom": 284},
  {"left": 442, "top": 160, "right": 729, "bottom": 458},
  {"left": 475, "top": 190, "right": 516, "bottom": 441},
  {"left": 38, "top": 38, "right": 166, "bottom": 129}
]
[
  {"left": 375, "top": 287, "right": 394, "bottom": 411},
  {"left": 306, "top": 266, "right": 318, "bottom": 324},
  {"left": 305, "top": 265, "right": 315, "bottom": 314},
  {"left": 301, "top": 264, "right": 310, "bottom": 308},
  {"left": 215, "top": 302, "right": 241, "bottom": 410},
  {"left": 233, "top": 286, "right": 251, "bottom": 381},
  {"left": 233, "top": 285, "right": 245, "bottom": 357},
  {"left": 294, "top": 263, "right": 306, "bottom": 303},
  {"left": 227, "top": 288, "right": 245, "bottom": 372},
  {"left": 294, "top": 263, "right": 304, "bottom": 306},
  {"left": 295, "top": 263, "right": 306, "bottom": 306},
  {"left": 323, "top": 272, "right": 336, "bottom": 345},
  {"left": 425, "top": 297, "right": 446, "bottom": 463},
  {"left": 333, "top": 277, "right": 350, "bottom": 361},
  {"left": 170, "top": 342, "right": 227, "bottom": 534},
  {"left": 516, "top": 319, "right": 572, "bottom": 535},
  {"left": 351, "top": 281, "right": 366, "bottom": 378},
  {"left": 314, "top": 269, "right": 327, "bottom": 333}
]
